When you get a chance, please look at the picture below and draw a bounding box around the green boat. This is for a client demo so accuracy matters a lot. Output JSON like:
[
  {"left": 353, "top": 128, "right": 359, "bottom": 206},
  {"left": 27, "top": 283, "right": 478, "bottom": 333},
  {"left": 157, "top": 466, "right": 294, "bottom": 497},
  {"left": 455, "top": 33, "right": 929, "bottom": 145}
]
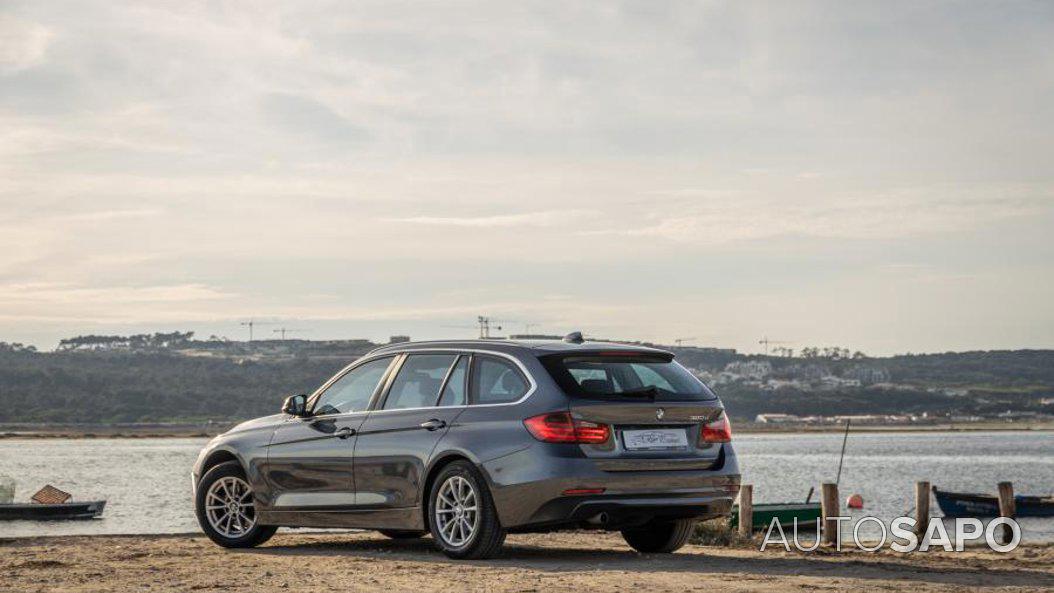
[{"left": 730, "top": 502, "right": 822, "bottom": 531}]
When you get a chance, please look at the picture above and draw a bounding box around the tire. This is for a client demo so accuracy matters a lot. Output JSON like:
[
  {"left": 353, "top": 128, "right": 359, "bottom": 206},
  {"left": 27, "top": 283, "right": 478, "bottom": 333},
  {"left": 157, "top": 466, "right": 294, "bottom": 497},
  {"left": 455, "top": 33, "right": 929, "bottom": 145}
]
[
  {"left": 427, "top": 460, "right": 505, "bottom": 559},
  {"left": 195, "top": 461, "right": 278, "bottom": 549},
  {"left": 621, "top": 518, "right": 696, "bottom": 553},
  {"left": 378, "top": 529, "right": 427, "bottom": 539}
]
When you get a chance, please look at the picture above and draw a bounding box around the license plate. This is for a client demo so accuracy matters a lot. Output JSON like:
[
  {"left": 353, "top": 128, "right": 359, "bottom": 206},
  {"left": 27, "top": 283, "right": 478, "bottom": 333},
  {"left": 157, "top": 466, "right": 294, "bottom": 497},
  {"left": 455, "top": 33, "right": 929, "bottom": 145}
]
[{"left": 622, "top": 429, "right": 688, "bottom": 450}]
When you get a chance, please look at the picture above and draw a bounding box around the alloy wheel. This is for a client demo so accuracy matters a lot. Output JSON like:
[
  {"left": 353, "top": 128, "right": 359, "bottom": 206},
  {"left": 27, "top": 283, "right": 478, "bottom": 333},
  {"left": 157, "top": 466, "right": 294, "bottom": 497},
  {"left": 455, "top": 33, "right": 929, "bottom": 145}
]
[
  {"left": 434, "top": 475, "right": 479, "bottom": 547},
  {"left": 204, "top": 476, "right": 256, "bottom": 538}
]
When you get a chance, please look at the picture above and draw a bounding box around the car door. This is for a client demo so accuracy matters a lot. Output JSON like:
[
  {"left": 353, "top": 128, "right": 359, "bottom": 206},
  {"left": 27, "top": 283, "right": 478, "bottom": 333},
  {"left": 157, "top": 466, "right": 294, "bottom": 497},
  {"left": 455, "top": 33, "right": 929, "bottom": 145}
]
[
  {"left": 263, "top": 356, "right": 396, "bottom": 512},
  {"left": 352, "top": 353, "right": 467, "bottom": 509}
]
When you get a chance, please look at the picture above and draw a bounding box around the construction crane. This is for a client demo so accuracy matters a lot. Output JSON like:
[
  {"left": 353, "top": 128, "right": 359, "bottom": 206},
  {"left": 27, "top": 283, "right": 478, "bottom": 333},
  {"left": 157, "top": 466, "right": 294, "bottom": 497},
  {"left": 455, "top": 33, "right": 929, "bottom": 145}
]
[
  {"left": 442, "top": 316, "right": 513, "bottom": 339},
  {"left": 674, "top": 337, "right": 696, "bottom": 346},
  {"left": 273, "top": 327, "right": 309, "bottom": 340},
  {"left": 476, "top": 316, "right": 507, "bottom": 339},
  {"left": 239, "top": 319, "right": 276, "bottom": 342},
  {"left": 758, "top": 336, "right": 792, "bottom": 355}
]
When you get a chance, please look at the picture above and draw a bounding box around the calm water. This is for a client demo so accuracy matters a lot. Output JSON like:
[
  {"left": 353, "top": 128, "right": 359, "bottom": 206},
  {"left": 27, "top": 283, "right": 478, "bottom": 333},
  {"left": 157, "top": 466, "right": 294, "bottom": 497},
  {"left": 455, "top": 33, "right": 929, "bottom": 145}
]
[{"left": 1, "top": 431, "right": 1051, "bottom": 540}]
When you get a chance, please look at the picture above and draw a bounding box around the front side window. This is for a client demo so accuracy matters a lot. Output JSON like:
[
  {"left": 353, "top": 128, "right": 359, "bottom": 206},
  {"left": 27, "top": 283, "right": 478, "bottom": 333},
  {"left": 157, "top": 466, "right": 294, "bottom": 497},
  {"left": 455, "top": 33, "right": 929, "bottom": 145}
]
[
  {"left": 383, "top": 354, "right": 458, "bottom": 410},
  {"left": 312, "top": 357, "right": 394, "bottom": 415},
  {"left": 472, "top": 356, "right": 529, "bottom": 405}
]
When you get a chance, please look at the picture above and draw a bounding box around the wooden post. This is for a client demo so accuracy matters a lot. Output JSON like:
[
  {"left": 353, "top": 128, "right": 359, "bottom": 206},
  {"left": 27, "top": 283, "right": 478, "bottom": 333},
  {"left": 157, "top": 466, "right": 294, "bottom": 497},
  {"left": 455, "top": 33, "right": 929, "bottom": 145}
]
[
  {"left": 821, "top": 482, "right": 839, "bottom": 546},
  {"left": 738, "top": 484, "right": 753, "bottom": 537},
  {"left": 915, "top": 481, "right": 930, "bottom": 537},
  {"left": 997, "top": 481, "right": 1016, "bottom": 545}
]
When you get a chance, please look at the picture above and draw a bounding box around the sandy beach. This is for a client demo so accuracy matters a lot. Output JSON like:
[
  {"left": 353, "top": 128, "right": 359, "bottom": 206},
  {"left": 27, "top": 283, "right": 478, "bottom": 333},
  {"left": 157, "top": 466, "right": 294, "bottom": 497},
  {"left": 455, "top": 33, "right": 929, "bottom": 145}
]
[{"left": 1, "top": 531, "right": 1051, "bottom": 593}]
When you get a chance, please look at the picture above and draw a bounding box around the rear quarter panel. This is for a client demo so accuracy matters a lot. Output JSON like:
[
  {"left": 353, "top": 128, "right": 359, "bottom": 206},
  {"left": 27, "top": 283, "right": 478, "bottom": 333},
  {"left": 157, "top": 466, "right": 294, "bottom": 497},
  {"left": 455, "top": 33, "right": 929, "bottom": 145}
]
[{"left": 425, "top": 352, "right": 569, "bottom": 524}]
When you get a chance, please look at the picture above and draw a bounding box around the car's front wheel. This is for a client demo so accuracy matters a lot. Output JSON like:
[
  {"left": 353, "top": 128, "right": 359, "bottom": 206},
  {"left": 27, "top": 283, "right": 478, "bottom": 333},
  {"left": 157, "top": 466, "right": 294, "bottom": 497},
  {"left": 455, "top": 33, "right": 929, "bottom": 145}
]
[
  {"left": 195, "top": 461, "right": 277, "bottom": 548},
  {"left": 621, "top": 518, "right": 696, "bottom": 553},
  {"left": 427, "top": 460, "right": 505, "bottom": 559}
]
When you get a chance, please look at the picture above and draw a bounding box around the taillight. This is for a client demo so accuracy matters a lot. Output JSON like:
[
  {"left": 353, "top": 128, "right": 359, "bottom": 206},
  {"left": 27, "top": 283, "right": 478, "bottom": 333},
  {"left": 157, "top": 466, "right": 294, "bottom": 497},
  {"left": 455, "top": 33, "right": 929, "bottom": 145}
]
[
  {"left": 524, "top": 412, "right": 610, "bottom": 444},
  {"left": 701, "top": 413, "right": 732, "bottom": 443}
]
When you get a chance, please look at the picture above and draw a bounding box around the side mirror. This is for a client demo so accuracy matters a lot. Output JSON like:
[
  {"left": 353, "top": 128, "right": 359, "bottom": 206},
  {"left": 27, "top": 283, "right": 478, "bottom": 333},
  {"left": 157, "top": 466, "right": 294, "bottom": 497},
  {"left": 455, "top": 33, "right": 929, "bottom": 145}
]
[{"left": 282, "top": 394, "right": 309, "bottom": 417}]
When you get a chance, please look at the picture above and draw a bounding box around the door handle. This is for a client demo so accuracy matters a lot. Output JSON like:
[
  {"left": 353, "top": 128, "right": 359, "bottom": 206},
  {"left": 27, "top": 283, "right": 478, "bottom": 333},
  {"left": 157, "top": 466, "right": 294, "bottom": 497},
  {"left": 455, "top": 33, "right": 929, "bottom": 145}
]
[
  {"left": 335, "top": 427, "right": 355, "bottom": 439},
  {"left": 419, "top": 419, "right": 446, "bottom": 431}
]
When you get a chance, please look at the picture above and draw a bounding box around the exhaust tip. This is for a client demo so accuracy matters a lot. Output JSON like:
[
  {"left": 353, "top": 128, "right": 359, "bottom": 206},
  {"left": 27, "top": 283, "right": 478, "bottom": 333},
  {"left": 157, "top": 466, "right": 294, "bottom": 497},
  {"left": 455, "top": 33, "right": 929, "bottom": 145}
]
[{"left": 586, "top": 512, "right": 610, "bottom": 526}]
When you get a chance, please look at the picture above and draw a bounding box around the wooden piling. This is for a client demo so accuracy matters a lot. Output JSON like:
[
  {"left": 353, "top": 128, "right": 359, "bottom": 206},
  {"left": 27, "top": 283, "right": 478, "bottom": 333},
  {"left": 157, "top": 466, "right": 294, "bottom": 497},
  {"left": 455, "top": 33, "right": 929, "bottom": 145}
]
[
  {"left": 997, "top": 481, "right": 1016, "bottom": 545},
  {"left": 821, "top": 482, "right": 839, "bottom": 546},
  {"left": 915, "top": 481, "right": 930, "bottom": 537},
  {"left": 738, "top": 484, "right": 753, "bottom": 537}
]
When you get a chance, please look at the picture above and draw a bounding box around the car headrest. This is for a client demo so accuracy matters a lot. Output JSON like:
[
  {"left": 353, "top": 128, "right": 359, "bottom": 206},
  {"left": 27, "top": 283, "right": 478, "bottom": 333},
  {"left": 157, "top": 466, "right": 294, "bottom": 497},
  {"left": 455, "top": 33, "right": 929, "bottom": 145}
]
[{"left": 500, "top": 371, "right": 522, "bottom": 392}]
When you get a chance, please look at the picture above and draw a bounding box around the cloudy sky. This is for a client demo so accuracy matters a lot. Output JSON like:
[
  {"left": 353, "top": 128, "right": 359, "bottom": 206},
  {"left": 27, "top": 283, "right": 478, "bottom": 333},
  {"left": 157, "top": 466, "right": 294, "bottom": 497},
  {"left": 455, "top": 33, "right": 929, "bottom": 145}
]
[{"left": 1, "top": 1, "right": 1052, "bottom": 354}]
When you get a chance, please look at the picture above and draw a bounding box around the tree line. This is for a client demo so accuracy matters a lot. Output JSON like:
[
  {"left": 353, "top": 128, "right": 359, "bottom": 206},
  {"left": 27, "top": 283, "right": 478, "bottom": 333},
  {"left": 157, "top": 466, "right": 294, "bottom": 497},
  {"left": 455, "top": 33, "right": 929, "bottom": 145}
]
[
  {"left": 0, "top": 337, "right": 1051, "bottom": 424},
  {"left": 56, "top": 332, "right": 196, "bottom": 352}
]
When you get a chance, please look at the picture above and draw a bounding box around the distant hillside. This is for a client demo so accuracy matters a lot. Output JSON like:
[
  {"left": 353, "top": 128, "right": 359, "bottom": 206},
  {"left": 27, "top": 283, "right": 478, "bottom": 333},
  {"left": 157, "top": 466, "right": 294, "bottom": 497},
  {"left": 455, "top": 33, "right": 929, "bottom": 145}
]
[
  {"left": 0, "top": 335, "right": 1051, "bottom": 424},
  {"left": 670, "top": 346, "right": 1054, "bottom": 421},
  {"left": 0, "top": 350, "right": 358, "bottom": 423}
]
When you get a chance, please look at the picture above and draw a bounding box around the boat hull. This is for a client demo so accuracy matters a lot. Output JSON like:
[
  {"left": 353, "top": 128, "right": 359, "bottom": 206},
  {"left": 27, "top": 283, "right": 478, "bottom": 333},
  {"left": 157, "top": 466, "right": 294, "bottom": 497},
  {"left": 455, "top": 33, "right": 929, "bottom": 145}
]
[
  {"left": 933, "top": 488, "right": 1054, "bottom": 518},
  {"left": 0, "top": 501, "right": 106, "bottom": 521},
  {"left": 731, "top": 502, "right": 822, "bottom": 531}
]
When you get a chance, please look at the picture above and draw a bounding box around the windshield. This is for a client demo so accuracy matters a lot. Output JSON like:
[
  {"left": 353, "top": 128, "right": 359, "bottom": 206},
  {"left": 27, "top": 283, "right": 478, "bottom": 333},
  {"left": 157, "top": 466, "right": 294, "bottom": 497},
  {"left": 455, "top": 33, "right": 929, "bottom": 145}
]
[{"left": 542, "top": 354, "right": 716, "bottom": 400}]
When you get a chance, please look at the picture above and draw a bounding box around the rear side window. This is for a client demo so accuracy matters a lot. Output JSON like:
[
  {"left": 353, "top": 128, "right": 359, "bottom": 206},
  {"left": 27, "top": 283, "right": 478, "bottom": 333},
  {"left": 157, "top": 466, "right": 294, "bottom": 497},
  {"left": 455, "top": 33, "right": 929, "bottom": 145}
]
[
  {"left": 471, "top": 356, "right": 529, "bottom": 404},
  {"left": 437, "top": 356, "right": 468, "bottom": 407},
  {"left": 383, "top": 354, "right": 458, "bottom": 410},
  {"left": 543, "top": 355, "right": 715, "bottom": 400}
]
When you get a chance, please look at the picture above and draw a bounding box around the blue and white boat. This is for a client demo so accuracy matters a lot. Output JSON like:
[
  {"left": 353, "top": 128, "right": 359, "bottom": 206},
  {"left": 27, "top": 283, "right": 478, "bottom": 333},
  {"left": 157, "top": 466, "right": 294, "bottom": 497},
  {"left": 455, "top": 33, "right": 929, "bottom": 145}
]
[{"left": 933, "top": 486, "right": 1054, "bottom": 518}]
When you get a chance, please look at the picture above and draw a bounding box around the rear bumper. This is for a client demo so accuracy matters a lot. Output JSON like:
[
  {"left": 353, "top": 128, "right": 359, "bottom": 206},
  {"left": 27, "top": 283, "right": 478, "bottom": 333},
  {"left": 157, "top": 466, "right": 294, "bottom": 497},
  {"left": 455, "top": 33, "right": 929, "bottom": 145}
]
[
  {"left": 481, "top": 442, "right": 741, "bottom": 529},
  {"left": 519, "top": 493, "right": 735, "bottom": 531}
]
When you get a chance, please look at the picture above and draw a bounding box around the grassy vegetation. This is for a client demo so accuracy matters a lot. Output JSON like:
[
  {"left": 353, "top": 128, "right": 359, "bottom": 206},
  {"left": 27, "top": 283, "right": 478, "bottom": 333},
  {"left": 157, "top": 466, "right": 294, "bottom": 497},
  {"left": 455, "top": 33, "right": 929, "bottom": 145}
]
[{"left": 691, "top": 518, "right": 756, "bottom": 547}]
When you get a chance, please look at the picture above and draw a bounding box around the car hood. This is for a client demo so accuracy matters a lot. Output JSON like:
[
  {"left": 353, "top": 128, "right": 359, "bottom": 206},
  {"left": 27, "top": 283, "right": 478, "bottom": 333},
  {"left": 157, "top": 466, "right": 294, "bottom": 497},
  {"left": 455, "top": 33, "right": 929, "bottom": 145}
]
[{"left": 226, "top": 413, "right": 286, "bottom": 435}]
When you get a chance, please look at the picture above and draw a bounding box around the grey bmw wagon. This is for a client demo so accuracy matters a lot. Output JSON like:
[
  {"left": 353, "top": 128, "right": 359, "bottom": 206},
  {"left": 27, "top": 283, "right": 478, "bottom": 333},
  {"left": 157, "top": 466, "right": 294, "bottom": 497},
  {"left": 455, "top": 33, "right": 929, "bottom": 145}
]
[{"left": 192, "top": 334, "right": 740, "bottom": 559}]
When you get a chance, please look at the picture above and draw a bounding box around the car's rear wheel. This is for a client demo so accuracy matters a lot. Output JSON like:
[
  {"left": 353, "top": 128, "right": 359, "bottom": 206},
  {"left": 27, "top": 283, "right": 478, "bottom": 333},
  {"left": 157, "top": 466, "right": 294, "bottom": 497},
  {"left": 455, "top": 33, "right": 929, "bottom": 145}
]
[
  {"left": 378, "top": 529, "right": 427, "bottom": 539},
  {"left": 621, "top": 518, "right": 696, "bottom": 553},
  {"left": 427, "top": 460, "right": 505, "bottom": 559},
  {"left": 195, "top": 461, "right": 277, "bottom": 548}
]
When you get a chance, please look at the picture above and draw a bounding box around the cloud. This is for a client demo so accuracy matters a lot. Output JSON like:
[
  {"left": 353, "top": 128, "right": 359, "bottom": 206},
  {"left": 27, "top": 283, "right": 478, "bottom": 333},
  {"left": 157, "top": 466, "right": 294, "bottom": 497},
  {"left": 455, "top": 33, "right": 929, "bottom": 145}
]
[
  {"left": 1, "top": 281, "right": 230, "bottom": 301},
  {"left": 0, "top": 16, "right": 52, "bottom": 73},
  {"left": 588, "top": 184, "right": 1053, "bottom": 244},
  {"left": 0, "top": 2, "right": 1052, "bottom": 352},
  {"left": 386, "top": 209, "right": 595, "bottom": 228},
  {"left": 57, "top": 208, "right": 164, "bottom": 223},
  {"left": 0, "top": 279, "right": 632, "bottom": 331},
  {"left": 261, "top": 92, "right": 370, "bottom": 149},
  {"left": 0, "top": 282, "right": 237, "bottom": 323}
]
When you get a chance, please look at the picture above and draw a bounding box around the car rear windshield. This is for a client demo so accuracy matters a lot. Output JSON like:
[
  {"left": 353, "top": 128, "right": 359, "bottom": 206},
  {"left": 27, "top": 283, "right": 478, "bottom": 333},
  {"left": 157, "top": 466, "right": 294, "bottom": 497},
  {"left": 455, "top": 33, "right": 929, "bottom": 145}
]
[{"left": 540, "top": 354, "right": 716, "bottom": 400}]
